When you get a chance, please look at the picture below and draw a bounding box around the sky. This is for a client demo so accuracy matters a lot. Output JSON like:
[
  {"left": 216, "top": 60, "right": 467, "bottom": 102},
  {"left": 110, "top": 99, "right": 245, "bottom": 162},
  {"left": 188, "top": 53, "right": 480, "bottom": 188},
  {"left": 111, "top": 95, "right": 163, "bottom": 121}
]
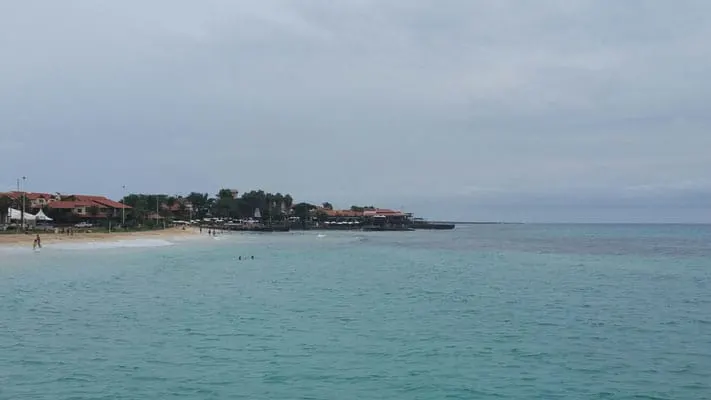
[{"left": 1, "top": 0, "right": 710, "bottom": 222}]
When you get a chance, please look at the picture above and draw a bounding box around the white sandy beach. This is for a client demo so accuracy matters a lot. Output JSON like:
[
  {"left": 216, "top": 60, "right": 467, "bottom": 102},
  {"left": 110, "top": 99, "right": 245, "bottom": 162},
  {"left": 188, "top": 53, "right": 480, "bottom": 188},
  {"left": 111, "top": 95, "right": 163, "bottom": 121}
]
[{"left": 0, "top": 227, "right": 201, "bottom": 248}]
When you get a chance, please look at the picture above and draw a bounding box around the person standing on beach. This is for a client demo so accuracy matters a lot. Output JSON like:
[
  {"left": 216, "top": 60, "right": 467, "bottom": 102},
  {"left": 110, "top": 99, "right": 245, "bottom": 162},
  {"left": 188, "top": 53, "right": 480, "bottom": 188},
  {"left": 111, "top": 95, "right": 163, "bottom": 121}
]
[{"left": 35, "top": 234, "right": 41, "bottom": 248}]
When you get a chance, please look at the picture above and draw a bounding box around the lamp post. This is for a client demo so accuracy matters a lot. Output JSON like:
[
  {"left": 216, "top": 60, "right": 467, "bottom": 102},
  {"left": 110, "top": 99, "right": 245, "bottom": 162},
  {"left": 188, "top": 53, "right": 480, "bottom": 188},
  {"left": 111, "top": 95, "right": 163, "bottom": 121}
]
[
  {"left": 17, "top": 176, "right": 26, "bottom": 230},
  {"left": 121, "top": 185, "right": 126, "bottom": 228}
]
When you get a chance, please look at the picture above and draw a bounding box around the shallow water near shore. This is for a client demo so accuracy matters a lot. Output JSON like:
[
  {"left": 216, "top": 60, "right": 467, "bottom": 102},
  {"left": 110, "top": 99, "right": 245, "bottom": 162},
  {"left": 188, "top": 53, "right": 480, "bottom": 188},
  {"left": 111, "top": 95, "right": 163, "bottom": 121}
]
[{"left": 1, "top": 225, "right": 710, "bottom": 399}]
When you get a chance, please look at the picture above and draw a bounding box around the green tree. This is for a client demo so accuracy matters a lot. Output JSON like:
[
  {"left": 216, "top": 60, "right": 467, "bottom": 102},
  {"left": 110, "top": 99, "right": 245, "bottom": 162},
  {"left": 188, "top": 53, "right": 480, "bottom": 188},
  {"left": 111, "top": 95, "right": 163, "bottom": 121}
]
[
  {"left": 121, "top": 194, "right": 149, "bottom": 224},
  {"left": 283, "top": 194, "right": 294, "bottom": 210},
  {"left": 217, "top": 189, "right": 234, "bottom": 200},
  {"left": 293, "top": 202, "right": 317, "bottom": 228},
  {"left": 121, "top": 194, "right": 140, "bottom": 208},
  {"left": 265, "top": 193, "right": 275, "bottom": 219},
  {"left": 215, "top": 196, "right": 233, "bottom": 218},
  {"left": 177, "top": 201, "right": 188, "bottom": 218},
  {"left": 186, "top": 192, "right": 209, "bottom": 218},
  {"left": 240, "top": 190, "right": 266, "bottom": 217},
  {"left": 322, "top": 202, "right": 333, "bottom": 210},
  {"left": 165, "top": 196, "right": 177, "bottom": 209},
  {"left": 205, "top": 197, "right": 216, "bottom": 217},
  {"left": 274, "top": 193, "right": 284, "bottom": 212},
  {"left": 0, "top": 195, "right": 12, "bottom": 224}
]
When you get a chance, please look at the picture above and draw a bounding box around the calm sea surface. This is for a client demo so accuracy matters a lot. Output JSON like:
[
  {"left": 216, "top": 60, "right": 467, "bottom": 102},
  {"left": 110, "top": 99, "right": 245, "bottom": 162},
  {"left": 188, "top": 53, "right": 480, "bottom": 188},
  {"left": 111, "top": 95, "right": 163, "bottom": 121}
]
[{"left": 1, "top": 225, "right": 710, "bottom": 399}]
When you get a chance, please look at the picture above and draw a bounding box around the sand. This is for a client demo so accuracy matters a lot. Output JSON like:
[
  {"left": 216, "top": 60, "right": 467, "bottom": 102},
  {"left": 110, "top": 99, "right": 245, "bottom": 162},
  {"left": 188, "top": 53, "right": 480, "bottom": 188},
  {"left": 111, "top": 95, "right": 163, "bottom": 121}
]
[{"left": 0, "top": 227, "right": 199, "bottom": 247}]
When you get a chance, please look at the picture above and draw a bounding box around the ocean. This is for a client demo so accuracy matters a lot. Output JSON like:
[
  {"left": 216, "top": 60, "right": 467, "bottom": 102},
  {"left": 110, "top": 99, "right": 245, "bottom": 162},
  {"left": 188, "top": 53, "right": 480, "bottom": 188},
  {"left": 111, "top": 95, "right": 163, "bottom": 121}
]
[{"left": 1, "top": 225, "right": 710, "bottom": 399}]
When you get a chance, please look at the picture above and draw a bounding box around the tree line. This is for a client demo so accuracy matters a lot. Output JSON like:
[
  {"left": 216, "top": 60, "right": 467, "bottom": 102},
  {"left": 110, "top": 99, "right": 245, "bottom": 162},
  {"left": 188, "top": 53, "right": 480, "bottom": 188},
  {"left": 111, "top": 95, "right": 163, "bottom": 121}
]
[
  {"left": 120, "top": 190, "right": 297, "bottom": 223},
  {"left": 0, "top": 195, "right": 12, "bottom": 224},
  {"left": 2, "top": 190, "right": 380, "bottom": 227}
]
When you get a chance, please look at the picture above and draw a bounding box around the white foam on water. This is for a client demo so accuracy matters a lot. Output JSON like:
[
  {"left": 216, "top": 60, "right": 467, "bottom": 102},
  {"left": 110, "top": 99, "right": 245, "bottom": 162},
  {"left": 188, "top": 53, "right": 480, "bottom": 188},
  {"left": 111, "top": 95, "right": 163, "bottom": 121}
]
[
  {"left": 168, "top": 234, "right": 209, "bottom": 243},
  {"left": 0, "top": 244, "right": 33, "bottom": 254},
  {"left": 44, "top": 238, "right": 175, "bottom": 251}
]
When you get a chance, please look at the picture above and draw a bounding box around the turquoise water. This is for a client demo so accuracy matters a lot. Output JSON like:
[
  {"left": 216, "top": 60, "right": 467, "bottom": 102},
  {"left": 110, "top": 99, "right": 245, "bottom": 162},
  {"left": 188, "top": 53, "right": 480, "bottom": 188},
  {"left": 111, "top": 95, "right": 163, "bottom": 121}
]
[{"left": 1, "top": 225, "right": 710, "bottom": 399}]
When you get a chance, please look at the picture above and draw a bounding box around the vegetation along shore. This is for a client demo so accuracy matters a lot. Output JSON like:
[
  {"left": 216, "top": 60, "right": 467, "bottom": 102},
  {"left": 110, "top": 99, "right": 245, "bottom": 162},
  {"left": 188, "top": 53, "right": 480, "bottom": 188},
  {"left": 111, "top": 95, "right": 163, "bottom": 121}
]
[{"left": 1, "top": 188, "right": 454, "bottom": 237}]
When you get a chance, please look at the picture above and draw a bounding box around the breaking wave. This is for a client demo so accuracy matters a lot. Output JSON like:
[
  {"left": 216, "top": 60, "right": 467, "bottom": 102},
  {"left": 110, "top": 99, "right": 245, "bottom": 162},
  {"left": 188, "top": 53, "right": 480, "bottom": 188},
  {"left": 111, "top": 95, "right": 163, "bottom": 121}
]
[{"left": 45, "top": 239, "right": 175, "bottom": 251}]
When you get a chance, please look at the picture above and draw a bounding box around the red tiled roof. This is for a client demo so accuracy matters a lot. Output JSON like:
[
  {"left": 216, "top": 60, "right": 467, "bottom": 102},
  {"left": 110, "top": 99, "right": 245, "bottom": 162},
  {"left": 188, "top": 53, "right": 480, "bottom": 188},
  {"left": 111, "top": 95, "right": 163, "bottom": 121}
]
[
  {"left": 161, "top": 203, "right": 181, "bottom": 212},
  {"left": 27, "top": 192, "right": 54, "bottom": 200},
  {"left": 363, "top": 208, "right": 405, "bottom": 216},
  {"left": 2, "top": 191, "right": 131, "bottom": 210},
  {"left": 67, "top": 195, "right": 131, "bottom": 209},
  {"left": 176, "top": 201, "right": 192, "bottom": 210},
  {"left": 1, "top": 191, "right": 55, "bottom": 200},
  {"left": 48, "top": 201, "right": 95, "bottom": 209},
  {"left": 322, "top": 209, "right": 364, "bottom": 217}
]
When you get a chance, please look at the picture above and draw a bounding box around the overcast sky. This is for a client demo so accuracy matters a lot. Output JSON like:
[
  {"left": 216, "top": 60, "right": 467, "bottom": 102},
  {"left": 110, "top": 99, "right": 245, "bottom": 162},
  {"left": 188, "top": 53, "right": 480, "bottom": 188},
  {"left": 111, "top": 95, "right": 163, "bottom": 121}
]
[{"left": 1, "top": 1, "right": 709, "bottom": 222}]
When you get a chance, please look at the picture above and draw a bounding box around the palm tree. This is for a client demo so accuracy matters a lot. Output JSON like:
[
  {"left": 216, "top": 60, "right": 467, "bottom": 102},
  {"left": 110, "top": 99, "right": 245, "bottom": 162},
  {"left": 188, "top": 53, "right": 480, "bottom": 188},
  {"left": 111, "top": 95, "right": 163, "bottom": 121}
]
[
  {"left": 273, "top": 193, "right": 284, "bottom": 215},
  {"left": 265, "top": 193, "right": 274, "bottom": 218},
  {"left": 178, "top": 202, "right": 188, "bottom": 219},
  {"left": 283, "top": 194, "right": 294, "bottom": 211}
]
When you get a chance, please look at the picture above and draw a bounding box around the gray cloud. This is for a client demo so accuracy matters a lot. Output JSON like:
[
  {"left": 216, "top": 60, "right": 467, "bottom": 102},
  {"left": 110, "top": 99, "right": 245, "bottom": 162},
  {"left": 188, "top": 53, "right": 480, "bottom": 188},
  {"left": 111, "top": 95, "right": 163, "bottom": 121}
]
[{"left": 1, "top": 1, "right": 709, "bottom": 221}]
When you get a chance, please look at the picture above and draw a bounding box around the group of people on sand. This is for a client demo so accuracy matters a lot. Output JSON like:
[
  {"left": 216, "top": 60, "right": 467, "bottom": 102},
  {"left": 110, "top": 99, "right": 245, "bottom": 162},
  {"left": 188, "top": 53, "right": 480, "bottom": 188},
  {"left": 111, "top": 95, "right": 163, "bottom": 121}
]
[
  {"left": 32, "top": 234, "right": 42, "bottom": 250},
  {"left": 200, "top": 227, "right": 221, "bottom": 236}
]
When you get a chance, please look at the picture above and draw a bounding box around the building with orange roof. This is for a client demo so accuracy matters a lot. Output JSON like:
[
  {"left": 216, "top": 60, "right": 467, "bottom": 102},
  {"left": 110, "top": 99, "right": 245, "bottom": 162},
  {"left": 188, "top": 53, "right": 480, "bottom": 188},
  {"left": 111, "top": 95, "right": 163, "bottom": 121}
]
[
  {"left": 45, "top": 194, "right": 131, "bottom": 223},
  {"left": 0, "top": 191, "right": 58, "bottom": 209}
]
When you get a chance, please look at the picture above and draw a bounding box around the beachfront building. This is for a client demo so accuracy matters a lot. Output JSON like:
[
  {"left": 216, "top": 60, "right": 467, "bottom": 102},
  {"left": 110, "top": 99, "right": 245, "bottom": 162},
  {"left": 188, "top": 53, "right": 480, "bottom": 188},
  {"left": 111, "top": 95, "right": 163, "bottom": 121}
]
[
  {"left": 162, "top": 198, "right": 194, "bottom": 219},
  {"left": 318, "top": 208, "right": 364, "bottom": 229},
  {"left": 46, "top": 194, "right": 131, "bottom": 224},
  {"left": 363, "top": 208, "right": 413, "bottom": 229},
  {"left": 0, "top": 191, "right": 59, "bottom": 210},
  {"left": 312, "top": 207, "right": 413, "bottom": 230}
]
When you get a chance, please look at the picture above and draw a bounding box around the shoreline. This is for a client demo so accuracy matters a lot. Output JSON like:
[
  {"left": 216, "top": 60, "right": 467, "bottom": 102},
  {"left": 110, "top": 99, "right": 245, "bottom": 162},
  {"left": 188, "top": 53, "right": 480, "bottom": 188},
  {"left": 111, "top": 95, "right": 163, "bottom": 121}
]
[{"left": 0, "top": 227, "right": 200, "bottom": 248}]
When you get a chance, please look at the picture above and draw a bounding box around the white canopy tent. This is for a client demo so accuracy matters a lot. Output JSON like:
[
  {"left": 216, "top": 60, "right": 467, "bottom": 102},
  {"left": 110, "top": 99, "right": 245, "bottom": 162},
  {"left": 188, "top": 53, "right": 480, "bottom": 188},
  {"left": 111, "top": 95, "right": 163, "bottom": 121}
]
[
  {"left": 5, "top": 208, "right": 37, "bottom": 227},
  {"left": 35, "top": 209, "right": 53, "bottom": 222},
  {"left": 8, "top": 208, "right": 37, "bottom": 221}
]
